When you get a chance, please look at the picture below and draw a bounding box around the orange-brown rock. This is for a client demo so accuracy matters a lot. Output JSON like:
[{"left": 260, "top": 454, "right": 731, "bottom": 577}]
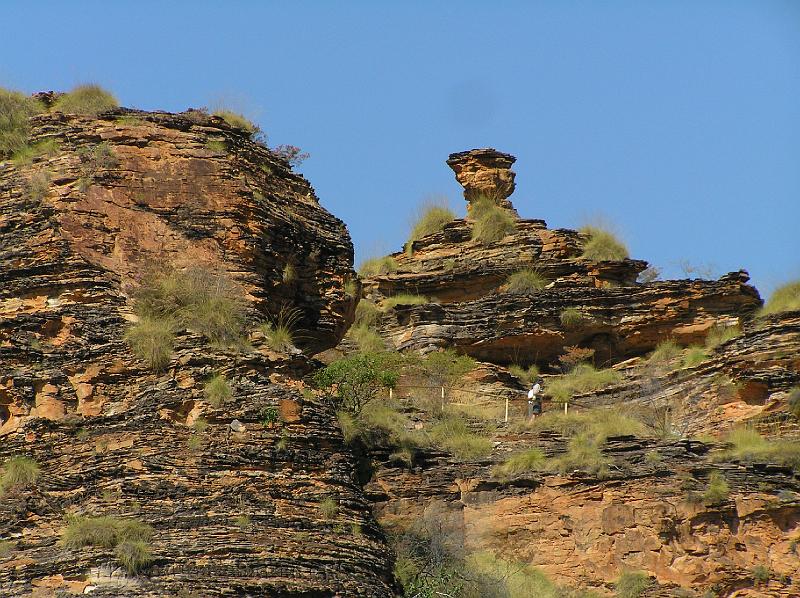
[
  {"left": 0, "top": 106, "right": 396, "bottom": 596},
  {"left": 446, "top": 148, "right": 518, "bottom": 214}
]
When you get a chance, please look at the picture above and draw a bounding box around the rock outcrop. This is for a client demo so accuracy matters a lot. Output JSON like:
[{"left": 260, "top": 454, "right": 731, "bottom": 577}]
[
  {"left": 0, "top": 106, "right": 395, "bottom": 596},
  {"left": 446, "top": 148, "right": 518, "bottom": 214}
]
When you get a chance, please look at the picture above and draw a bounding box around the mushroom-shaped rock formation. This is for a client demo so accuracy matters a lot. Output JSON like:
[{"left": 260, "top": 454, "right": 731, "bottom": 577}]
[{"left": 446, "top": 148, "right": 518, "bottom": 215}]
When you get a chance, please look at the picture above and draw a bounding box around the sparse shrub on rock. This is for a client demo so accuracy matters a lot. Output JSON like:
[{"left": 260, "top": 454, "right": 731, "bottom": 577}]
[
  {"left": 0, "top": 87, "right": 44, "bottom": 156},
  {"left": 52, "top": 84, "right": 118, "bottom": 116},
  {"left": 579, "top": 225, "right": 629, "bottom": 261},
  {"left": 470, "top": 197, "right": 516, "bottom": 245}
]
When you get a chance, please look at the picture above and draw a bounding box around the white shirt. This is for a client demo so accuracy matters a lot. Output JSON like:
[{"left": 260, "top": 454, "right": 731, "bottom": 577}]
[{"left": 528, "top": 383, "right": 541, "bottom": 399}]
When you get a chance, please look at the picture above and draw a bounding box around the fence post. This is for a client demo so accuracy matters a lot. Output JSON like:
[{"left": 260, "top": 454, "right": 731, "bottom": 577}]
[
  {"left": 564, "top": 401, "right": 568, "bottom": 414},
  {"left": 441, "top": 386, "right": 445, "bottom": 412},
  {"left": 504, "top": 398, "right": 509, "bottom": 423},
  {"left": 389, "top": 387, "right": 393, "bottom": 400}
]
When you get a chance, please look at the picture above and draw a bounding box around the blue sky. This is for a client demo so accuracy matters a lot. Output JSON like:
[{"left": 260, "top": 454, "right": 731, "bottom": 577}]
[{"left": 2, "top": 1, "right": 798, "bottom": 297}]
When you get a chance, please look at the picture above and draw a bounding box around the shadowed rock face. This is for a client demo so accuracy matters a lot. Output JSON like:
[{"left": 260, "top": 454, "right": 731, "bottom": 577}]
[
  {"left": 0, "top": 108, "right": 396, "bottom": 596},
  {"left": 446, "top": 148, "right": 518, "bottom": 214}
]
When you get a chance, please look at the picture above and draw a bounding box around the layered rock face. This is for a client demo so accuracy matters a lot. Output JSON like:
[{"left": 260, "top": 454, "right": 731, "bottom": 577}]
[
  {"left": 0, "top": 107, "right": 395, "bottom": 596},
  {"left": 446, "top": 148, "right": 518, "bottom": 214},
  {"left": 357, "top": 149, "right": 800, "bottom": 597}
]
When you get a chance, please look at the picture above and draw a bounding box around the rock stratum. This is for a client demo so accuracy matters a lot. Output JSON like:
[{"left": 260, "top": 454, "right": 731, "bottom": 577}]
[{"left": 0, "top": 104, "right": 395, "bottom": 596}]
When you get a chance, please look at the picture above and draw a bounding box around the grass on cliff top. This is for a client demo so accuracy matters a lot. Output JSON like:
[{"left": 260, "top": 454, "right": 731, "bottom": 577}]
[
  {"left": 505, "top": 269, "right": 547, "bottom": 294},
  {"left": 0, "top": 87, "right": 45, "bottom": 156},
  {"left": 212, "top": 109, "right": 260, "bottom": 137},
  {"left": 714, "top": 428, "right": 800, "bottom": 470},
  {"left": 358, "top": 255, "right": 399, "bottom": 277},
  {"left": 407, "top": 199, "right": 456, "bottom": 252},
  {"left": 0, "top": 456, "right": 40, "bottom": 494},
  {"left": 760, "top": 280, "right": 800, "bottom": 316},
  {"left": 11, "top": 138, "right": 60, "bottom": 165},
  {"left": 52, "top": 84, "right": 118, "bottom": 116},
  {"left": 470, "top": 197, "right": 517, "bottom": 245},
  {"left": 579, "top": 225, "right": 629, "bottom": 261},
  {"left": 546, "top": 364, "right": 622, "bottom": 404}
]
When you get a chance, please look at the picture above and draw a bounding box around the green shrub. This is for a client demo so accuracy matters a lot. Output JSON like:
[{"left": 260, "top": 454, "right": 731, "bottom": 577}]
[
  {"left": 682, "top": 345, "right": 708, "bottom": 368},
  {"left": 705, "top": 324, "right": 741, "bottom": 349},
  {"left": 509, "top": 364, "right": 539, "bottom": 386},
  {"left": 429, "top": 416, "right": 492, "bottom": 461},
  {"left": 348, "top": 325, "right": 385, "bottom": 352},
  {"left": 337, "top": 410, "right": 361, "bottom": 444},
  {"left": 26, "top": 169, "right": 52, "bottom": 201},
  {"left": 752, "top": 565, "right": 771, "bottom": 584},
  {"left": 12, "top": 138, "right": 60, "bottom": 165},
  {"left": 313, "top": 352, "right": 399, "bottom": 415},
  {"left": 358, "top": 255, "right": 398, "bottom": 277},
  {"left": 212, "top": 109, "right": 259, "bottom": 136},
  {"left": 52, "top": 85, "right": 118, "bottom": 116},
  {"left": 354, "top": 300, "right": 380, "bottom": 328},
  {"left": 648, "top": 339, "right": 682, "bottom": 365},
  {"left": 133, "top": 266, "right": 246, "bottom": 346},
  {"left": 549, "top": 434, "right": 611, "bottom": 477},
  {"left": 579, "top": 225, "right": 629, "bottom": 261},
  {"left": 0, "top": 88, "right": 45, "bottom": 156},
  {"left": 494, "top": 448, "right": 546, "bottom": 477},
  {"left": 560, "top": 308, "right": 587, "bottom": 329},
  {"left": 407, "top": 201, "right": 456, "bottom": 249},
  {"left": 419, "top": 349, "right": 476, "bottom": 385},
  {"left": 205, "top": 139, "right": 226, "bottom": 153},
  {"left": 702, "top": 471, "right": 730, "bottom": 505},
  {"left": 715, "top": 428, "right": 800, "bottom": 470},
  {"left": 547, "top": 364, "right": 621, "bottom": 403},
  {"left": 115, "top": 539, "right": 153, "bottom": 574},
  {"left": 381, "top": 294, "right": 429, "bottom": 310},
  {"left": 125, "top": 317, "right": 175, "bottom": 372},
  {"left": 0, "top": 456, "right": 40, "bottom": 493},
  {"left": 761, "top": 280, "right": 800, "bottom": 315},
  {"left": 615, "top": 571, "right": 652, "bottom": 598},
  {"left": 645, "top": 450, "right": 662, "bottom": 464},
  {"left": 204, "top": 374, "right": 232, "bottom": 407},
  {"left": 470, "top": 197, "right": 516, "bottom": 245},
  {"left": 318, "top": 497, "right": 338, "bottom": 520},
  {"left": 77, "top": 141, "right": 118, "bottom": 175},
  {"left": 788, "top": 387, "right": 800, "bottom": 419},
  {"left": 505, "top": 269, "right": 547, "bottom": 294},
  {"left": 261, "top": 322, "right": 294, "bottom": 352}
]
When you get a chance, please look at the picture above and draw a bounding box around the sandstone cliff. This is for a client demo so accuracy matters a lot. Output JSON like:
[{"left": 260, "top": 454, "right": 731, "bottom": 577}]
[{"left": 0, "top": 102, "right": 395, "bottom": 596}]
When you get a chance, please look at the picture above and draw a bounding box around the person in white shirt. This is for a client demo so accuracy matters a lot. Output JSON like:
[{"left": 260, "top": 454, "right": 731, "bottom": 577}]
[{"left": 527, "top": 378, "right": 543, "bottom": 420}]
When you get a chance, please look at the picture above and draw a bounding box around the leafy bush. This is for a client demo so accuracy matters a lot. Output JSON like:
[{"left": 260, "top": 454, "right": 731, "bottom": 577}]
[
  {"left": 648, "top": 340, "right": 682, "bottom": 365},
  {"left": 318, "top": 497, "right": 338, "bottom": 520},
  {"left": 752, "top": 565, "right": 771, "bottom": 584},
  {"left": 204, "top": 374, "right": 232, "bottom": 407},
  {"left": 681, "top": 345, "right": 708, "bottom": 368},
  {"left": 702, "top": 471, "right": 730, "bottom": 505},
  {"left": 760, "top": 280, "right": 800, "bottom": 315},
  {"left": 313, "top": 352, "right": 399, "bottom": 415},
  {"left": 429, "top": 417, "right": 492, "bottom": 461},
  {"left": 547, "top": 364, "right": 621, "bottom": 403},
  {"left": 505, "top": 269, "right": 547, "bottom": 294},
  {"left": 26, "top": 169, "right": 52, "bottom": 201},
  {"left": 52, "top": 85, "right": 118, "bottom": 116},
  {"left": 579, "top": 225, "right": 629, "bottom": 261},
  {"left": 705, "top": 324, "right": 741, "bottom": 349},
  {"left": 789, "top": 387, "right": 800, "bottom": 419},
  {"left": 0, "top": 87, "right": 45, "bottom": 156},
  {"left": 125, "top": 316, "right": 175, "bottom": 372},
  {"left": 470, "top": 197, "right": 516, "bottom": 245},
  {"left": 132, "top": 266, "right": 246, "bottom": 347},
  {"left": 494, "top": 448, "right": 546, "bottom": 477},
  {"left": 560, "top": 308, "right": 587, "bottom": 329},
  {"left": 212, "top": 109, "right": 259, "bottom": 137},
  {"left": 260, "top": 407, "right": 280, "bottom": 427},
  {"left": 0, "top": 456, "right": 40, "bottom": 493},
  {"left": 358, "top": 255, "right": 398, "bottom": 277},
  {"left": 509, "top": 364, "right": 539, "bottom": 386},
  {"left": 615, "top": 571, "right": 652, "bottom": 598},
  {"left": 381, "top": 294, "right": 429, "bottom": 310},
  {"left": 407, "top": 200, "right": 456, "bottom": 249}
]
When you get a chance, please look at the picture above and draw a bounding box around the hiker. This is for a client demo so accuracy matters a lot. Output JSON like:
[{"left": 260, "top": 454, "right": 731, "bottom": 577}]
[{"left": 527, "top": 378, "right": 543, "bottom": 420}]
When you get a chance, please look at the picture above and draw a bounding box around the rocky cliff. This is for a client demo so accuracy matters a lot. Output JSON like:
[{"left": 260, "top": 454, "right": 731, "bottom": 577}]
[
  {"left": 0, "top": 102, "right": 395, "bottom": 596},
  {"left": 354, "top": 149, "right": 800, "bottom": 597}
]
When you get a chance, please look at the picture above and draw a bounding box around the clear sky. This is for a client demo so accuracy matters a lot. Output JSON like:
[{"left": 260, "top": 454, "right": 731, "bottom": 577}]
[{"left": 2, "top": 1, "right": 798, "bottom": 297}]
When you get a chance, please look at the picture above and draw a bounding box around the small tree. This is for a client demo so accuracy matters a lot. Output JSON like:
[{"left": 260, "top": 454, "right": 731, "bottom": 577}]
[{"left": 313, "top": 353, "right": 399, "bottom": 415}]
